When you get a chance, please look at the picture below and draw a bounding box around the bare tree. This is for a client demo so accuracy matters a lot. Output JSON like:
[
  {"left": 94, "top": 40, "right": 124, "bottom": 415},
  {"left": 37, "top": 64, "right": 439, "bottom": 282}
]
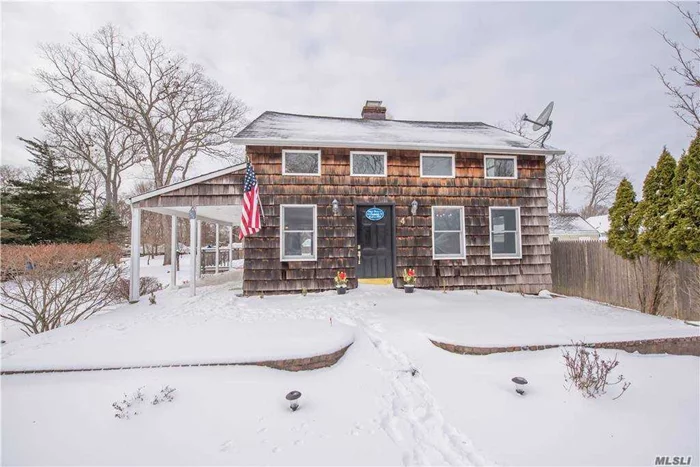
[
  {"left": 547, "top": 153, "right": 578, "bottom": 213},
  {"left": 35, "top": 24, "right": 247, "bottom": 264},
  {"left": 0, "top": 243, "right": 123, "bottom": 336},
  {"left": 496, "top": 113, "right": 532, "bottom": 139},
  {"left": 66, "top": 156, "right": 106, "bottom": 220},
  {"left": 654, "top": 2, "right": 700, "bottom": 131},
  {"left": 131, "top": 181, "right": 164, "bottom": 263},
  {"left": 0, "top": 165, "right": 33, "bottom": 192},
  {"left": 578, "top": 155, "right": 626, "bottom": 218},
  {"left": 41, "top": 106, "right": 143, "bottom": 208}
]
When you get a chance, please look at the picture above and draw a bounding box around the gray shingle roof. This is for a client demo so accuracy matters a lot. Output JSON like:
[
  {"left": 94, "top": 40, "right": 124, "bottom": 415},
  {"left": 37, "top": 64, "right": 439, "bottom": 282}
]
[
  {"left": 234, "top": 111, "right": 564, "bottom": 155},
  {"left": 549, "top": 213, "right": 600, "bottom": 236}
]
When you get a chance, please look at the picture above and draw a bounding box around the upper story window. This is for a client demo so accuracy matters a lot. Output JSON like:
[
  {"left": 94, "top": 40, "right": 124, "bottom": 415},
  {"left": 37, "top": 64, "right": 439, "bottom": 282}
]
[
  {"left": 421, "top": 153, "right": 455, "bottom": 178},
  {"left": 431, "top": 206, "right": 466, "bottom": 260},
  {"left": 484, "top": 155, "right": 518, "bottom": 179},
  {"left": 283, "top": 150, "right": 321, "bottom": 176},
  {"left": 280, "top": 205, "right": 317, "bottom": 261},
  {"left": 489, "top": 206, "right": 522, "bottom": 259},
  {"left": 350, "top": 151, "right": 387, "bottom": 177}
]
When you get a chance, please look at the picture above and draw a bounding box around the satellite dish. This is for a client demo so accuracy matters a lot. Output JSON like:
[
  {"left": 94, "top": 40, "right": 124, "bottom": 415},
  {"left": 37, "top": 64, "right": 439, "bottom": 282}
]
[
  {"left": 532, "top": 101, "right": 554, "bottom": 131},
  {"left": 522, "top": 101, "right": 555, "bottom": 147}
]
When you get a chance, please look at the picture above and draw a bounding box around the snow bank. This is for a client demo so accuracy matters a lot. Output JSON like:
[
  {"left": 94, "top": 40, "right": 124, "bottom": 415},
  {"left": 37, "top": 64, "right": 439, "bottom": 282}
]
[{"left": 1, "top": 284, "right": 354, "bottom": 372}]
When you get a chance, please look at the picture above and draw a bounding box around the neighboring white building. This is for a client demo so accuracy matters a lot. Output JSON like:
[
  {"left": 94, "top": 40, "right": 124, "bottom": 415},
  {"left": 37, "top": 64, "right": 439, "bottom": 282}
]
[
  {"left": 549, "top": 213, "right": 601, "bottom": 242},
  {"left": 586, "top": 214, "right": 610, "bottom": 240}
]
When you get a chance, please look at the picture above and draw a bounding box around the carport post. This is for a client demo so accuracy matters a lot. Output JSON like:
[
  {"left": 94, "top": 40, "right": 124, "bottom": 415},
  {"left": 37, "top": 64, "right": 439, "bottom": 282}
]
[
  {"left": 129, "top": 206, "right": 141, "bottom": 303},
  {"left": 189, "top": 207, "right": 197, "bottom": 297},
  {"left": 197, "top": 220, "right": 203, "bottom": 278},
  {"left": 215, "top": 223, "right": 220, "bottom": 274},
  {"left": 228, "top": 226, "right": 233, "bottom": 270},
  {"left": 170, "top": 215, "right": 177, "bottom": 289}
]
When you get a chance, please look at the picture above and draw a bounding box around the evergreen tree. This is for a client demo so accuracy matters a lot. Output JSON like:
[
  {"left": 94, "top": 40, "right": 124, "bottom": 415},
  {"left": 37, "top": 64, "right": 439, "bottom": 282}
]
[
  {"left": 4, "top": 137, "right": 91, "bottom": 243},
  {"left": 92, "top": 204, "right": 127, "bottom": 244},
  {"left": 638, "top": 148, "right": 677, "bottom": 262},
  {"left": 608, "top": 178, "right": 641, "bottom": 260},
  {"left": 669, "top": 131, "right": 700, "bottom": 263}
]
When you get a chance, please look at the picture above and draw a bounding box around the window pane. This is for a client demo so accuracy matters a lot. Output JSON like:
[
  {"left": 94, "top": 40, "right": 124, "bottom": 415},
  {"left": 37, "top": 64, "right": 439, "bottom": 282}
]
[
  {"left": 434, "top": 232, "right": 462, "bottom": 256},
  {"left": 423, "top": 156, "right": 453, "bottom": 176},
  {"left": 285, "top": 152, "right": 319, "bottom": 174},
  {"left": 283, "top": 207, "right": 314, "bottom": 231},
  {"left": 433, "top": 207, "right": 462, "bottom": 231},
  {"left": 492, "top": 232, "right": 517, "bottom": 255},
  {"left": 284, "top": 232, "right": 314, "bottom": 257},
  {"left": 491, "top": 209, "right": 517, "bottom": 232},
  {"left": 352, "top": 153, "right": 385, "bottom": 175},
  {"left": 486, "top": 157, "right": 515, "bottom": 177}
]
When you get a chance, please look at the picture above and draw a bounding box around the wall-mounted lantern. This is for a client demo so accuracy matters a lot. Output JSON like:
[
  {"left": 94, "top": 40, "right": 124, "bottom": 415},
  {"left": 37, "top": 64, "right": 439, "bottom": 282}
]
[
  {"left": 332, "top": 199, "right": 340, "bottom": 216},
  {"left": 410, "top": 200, "right": 418, "bottom": 216}
]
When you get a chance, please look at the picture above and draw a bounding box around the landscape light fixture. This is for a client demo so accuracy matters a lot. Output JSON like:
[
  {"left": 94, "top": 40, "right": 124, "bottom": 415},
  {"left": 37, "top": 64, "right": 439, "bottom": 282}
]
[
  {"left": 410, "top": 200, "right": 418, "bottom": 216},
  {"left": 332, "top": 199, "right": 340, "bottom": 216},
  {"left": 512, "top": 377, "right": 528, "bottom": 395},
  {"left": 286, "top": 390, "right": 302, "bottom": 411}
]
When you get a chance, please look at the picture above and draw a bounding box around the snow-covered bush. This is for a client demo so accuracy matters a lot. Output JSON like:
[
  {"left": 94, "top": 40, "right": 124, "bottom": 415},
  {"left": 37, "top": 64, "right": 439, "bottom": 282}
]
[
  {"left": 112, "top": 276, "right": 163, "bottom": 302},
  {"left": 113, "top": 386, "right": 176, "bottom": 419},
  {"left": 0, "top": 243, "right": 123, "bottom": 336},
  {"left": 562, "top": 343, "right": 631, "bottom": 399},
  {"left": 112, "top": 387, "right": 145, "bottom": 419},
  {"left": 152, "top": 386, "right": 176, "bottom": 405}
]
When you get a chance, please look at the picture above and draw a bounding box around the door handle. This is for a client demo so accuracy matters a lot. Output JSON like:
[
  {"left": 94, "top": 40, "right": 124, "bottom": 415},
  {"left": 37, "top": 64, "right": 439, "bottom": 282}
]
[{"left": 357, "top": 245, "right": 362, "bottom": 265}]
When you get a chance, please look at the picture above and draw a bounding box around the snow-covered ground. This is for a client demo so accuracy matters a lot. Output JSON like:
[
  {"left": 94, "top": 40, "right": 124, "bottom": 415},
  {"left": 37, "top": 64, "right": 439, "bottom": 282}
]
[
  {"left": 131, "top": 253, "right": 244, "bottom": 288},
  {"left": 2, "top": 272, "right": 699, "bottom": 465}
]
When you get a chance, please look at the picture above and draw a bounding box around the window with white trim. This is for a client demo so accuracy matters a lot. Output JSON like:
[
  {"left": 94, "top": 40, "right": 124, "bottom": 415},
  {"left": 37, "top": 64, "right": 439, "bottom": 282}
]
[
  {"left": 431, "top": 206, "right": 466, "bottom": 259},
  {"left": 421, "top": 153, "right": 455, "bottom": 178},
  {"left": 350, "top": 151, "right": 387, "bottom": 176},
  {"left": 280, "top": 205, "right": 317, "bottom": 261},
  {"left": 283, "top": 150, "right": 321, "bottom": 176},
  {"left": 484, "top": 155, "right": 517, "bottom": 179},
  {"left": 489, "top": 207, "right": 522, "bottom": 259}
]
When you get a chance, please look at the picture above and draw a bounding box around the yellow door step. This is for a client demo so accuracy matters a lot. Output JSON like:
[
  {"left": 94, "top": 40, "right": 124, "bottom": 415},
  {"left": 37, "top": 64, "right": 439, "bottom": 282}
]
[{"left": 358, "top": 278, "right": 394, "bottom": 285}]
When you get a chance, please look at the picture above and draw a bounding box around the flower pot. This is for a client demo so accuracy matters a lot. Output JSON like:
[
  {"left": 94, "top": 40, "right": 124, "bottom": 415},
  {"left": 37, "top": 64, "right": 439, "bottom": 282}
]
[
  {"left": 404, "top": 285, "right": 415, "bottom": 294},
  {"left": 337, "top": 287, "right": 347, "bottom": 295}
]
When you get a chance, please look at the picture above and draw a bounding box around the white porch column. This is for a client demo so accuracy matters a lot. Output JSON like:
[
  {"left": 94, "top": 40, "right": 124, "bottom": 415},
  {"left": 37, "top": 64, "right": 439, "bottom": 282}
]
[
  {"left": 228, "top": 226, "right": 234, "bottom": 270},
  {"left": 196, "top": 220, "right": 203, "bottom": 278},
  {"left": 215, "top": 223, "right": 220, "bottom": 274},
  {"left": 170, "top": 216, "right": 178, "bottom": 289},
  {"left": 129, "top": 206, "right": 141, "bottom": 303},
  {"left": 189, "top": 217, "right": 197, "bottom": 297}
]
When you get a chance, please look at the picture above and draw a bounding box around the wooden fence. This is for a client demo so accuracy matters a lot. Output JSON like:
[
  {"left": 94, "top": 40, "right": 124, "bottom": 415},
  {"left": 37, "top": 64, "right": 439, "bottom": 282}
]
[{"left": 550, "top": 241, "right": 699, "bottom": 320}]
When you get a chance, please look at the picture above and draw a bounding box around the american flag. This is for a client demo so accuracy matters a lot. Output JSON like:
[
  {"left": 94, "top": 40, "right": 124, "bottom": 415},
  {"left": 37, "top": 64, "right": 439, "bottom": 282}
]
[{"left": 239, "top": 160, "right": 261, "bottom": 240}]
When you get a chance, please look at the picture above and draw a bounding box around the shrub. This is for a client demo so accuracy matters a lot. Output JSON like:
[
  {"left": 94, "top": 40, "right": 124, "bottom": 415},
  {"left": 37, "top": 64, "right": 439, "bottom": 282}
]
[
  {"left": 562, "top": 342, "right": 631, "bottom": 400},
  {"left": 0, "top": 243, "right": 123, "bottom": 336},
  {"left": 112, "top": 276, "right": 163, "bottom": 302},
  {"left": 113, "top": 387, "right": 145, "bottom": 419}
]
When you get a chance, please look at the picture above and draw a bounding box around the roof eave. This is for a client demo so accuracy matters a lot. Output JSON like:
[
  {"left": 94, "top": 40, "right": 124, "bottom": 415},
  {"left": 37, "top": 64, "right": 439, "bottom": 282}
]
[
  {"left": 129, "top": 163, "right": 246, "bottom": 205},
  {"left": 232, "top": 137, "right": 565, "bottom": 156}
]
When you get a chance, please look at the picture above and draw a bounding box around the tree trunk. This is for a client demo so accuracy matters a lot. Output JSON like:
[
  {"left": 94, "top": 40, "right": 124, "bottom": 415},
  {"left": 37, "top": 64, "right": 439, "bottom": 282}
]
[{"left": 163, "top": 215, "right": 172, "bottom": 266}]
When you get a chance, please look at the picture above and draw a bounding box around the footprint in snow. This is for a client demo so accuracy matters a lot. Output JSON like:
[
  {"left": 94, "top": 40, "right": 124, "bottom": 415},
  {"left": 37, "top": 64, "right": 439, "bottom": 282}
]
[{"left": 219, "top": 440, "right": 233, "bottom": 452}]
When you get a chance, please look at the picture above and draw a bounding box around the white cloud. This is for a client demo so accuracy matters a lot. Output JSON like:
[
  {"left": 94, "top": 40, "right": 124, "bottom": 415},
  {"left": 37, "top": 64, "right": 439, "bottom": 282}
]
[{"left": 1, "top": 1, "right": 694, "bottom": 206}]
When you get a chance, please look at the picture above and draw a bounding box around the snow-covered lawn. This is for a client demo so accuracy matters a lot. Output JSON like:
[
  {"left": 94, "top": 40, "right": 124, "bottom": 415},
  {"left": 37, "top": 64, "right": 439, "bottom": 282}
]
[{"left": 2, "top": 279, "right": 699, "bottom": 465}]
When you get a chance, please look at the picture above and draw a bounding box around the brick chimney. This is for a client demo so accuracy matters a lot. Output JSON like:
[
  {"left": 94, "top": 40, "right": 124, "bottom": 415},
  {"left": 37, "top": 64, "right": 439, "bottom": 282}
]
[{"left": 361, "top": 100, "right": 387, "bottom": 120}]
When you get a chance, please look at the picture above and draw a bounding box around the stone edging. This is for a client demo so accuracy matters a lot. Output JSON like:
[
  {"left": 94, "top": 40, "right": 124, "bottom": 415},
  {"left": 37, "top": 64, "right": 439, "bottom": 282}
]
[
  {"left": 431, "top": 336, "right": 700, "bottom": 357},
  {"left": 0, "top": 343, "right": 353, "bottom": 376}
]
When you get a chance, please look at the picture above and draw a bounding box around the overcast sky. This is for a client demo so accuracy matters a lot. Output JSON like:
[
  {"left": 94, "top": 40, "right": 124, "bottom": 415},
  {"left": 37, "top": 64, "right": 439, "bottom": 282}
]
[{"left": 1, "top": 1, "right": 696, "bottom": 208}]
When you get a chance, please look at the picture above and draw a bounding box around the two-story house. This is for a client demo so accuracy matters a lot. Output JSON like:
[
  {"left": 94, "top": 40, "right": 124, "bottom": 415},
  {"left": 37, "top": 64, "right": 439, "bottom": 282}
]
[{"left": 127, "top": 100, "right": 565, "bottom": 300}]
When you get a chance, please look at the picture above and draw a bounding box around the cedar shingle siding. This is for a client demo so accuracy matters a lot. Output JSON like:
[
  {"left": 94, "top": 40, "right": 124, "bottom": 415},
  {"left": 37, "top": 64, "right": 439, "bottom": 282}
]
[{"left": 242, "top": 145, "right": 551, "bottom": 295}]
